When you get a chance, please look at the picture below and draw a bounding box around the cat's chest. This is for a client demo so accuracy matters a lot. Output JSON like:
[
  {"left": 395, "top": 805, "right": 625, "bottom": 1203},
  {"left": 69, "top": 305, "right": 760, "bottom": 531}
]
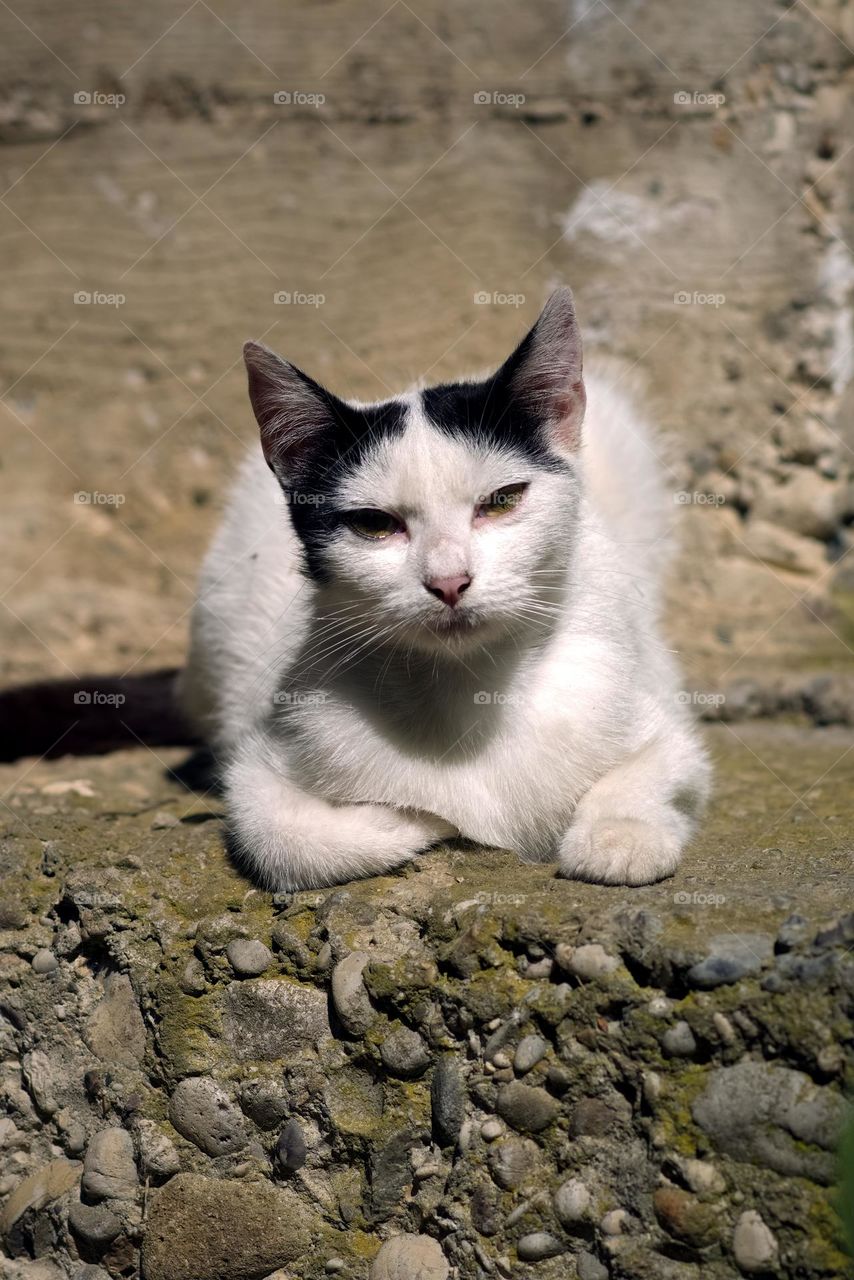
[{"left": 280, "top": 642, "right": 624, "bottom": 848}]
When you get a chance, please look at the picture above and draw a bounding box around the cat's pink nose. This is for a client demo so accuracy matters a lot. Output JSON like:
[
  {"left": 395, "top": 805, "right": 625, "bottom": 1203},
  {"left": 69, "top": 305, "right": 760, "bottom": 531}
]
[{"left": 425, "top": 574, "right": 472, "bottom": 608}]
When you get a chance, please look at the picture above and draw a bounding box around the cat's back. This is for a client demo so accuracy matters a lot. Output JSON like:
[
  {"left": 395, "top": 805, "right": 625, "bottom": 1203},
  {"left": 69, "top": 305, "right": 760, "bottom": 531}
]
[
  {"left": 580, "top": 358, "right": 674, "bottom": 582},
  {"left": 181, "top": 444, "right": 309, "bottom": 746}
]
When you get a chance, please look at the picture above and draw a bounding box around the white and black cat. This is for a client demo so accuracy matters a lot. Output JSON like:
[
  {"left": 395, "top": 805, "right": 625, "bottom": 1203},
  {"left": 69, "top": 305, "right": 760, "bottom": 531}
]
[{"left": 180, "top": 288, "right": 710, "bottom": 891}]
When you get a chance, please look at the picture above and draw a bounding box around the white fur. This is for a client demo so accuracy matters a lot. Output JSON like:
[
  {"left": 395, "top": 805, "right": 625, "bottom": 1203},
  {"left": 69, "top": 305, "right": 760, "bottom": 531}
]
[{"left": 181, "top": 360, "right": 710, "bottom": 891}]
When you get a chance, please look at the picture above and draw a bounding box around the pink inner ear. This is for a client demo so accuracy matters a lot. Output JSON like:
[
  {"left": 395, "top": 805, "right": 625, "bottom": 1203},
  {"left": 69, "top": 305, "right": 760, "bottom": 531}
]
[{"left": 551, "top": 379, "right": 586, "bottom": 452}]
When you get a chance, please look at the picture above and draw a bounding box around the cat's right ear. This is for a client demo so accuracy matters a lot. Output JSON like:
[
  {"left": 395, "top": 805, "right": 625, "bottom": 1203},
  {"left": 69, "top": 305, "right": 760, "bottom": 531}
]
[
  {"left": 497, "top": 287, "right": 586, "bottom": 454},
  {"left": 243, "top": 341, "right": 335, "bottom": 479}
]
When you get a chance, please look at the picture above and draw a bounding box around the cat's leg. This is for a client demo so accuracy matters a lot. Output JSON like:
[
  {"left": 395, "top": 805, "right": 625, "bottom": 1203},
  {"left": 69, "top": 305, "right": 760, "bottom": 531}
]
[
  {"left": 558, "top": 727, "right": 711, "bottom": 886},
  {"left": 224, "top": 732, "right": 456, "bottom": 891}
]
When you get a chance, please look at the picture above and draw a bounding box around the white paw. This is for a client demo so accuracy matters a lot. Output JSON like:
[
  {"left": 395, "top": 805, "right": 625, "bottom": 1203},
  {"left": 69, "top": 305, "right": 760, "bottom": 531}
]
[{"left": 559, "top": 817, "right": 682, "bottom": 886}]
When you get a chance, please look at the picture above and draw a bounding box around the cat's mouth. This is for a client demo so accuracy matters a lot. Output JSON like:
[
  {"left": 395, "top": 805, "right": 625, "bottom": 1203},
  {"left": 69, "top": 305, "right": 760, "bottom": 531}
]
[{"left": 425, "top": 609, "right": 483, "bottom": 641}]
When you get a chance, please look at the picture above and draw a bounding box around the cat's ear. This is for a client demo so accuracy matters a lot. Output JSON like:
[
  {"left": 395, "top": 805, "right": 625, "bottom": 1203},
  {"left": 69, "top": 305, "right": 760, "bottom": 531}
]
[
  {"left": 243, "top": 340, "right": 336, "bottom": 479},
  {"left": 498, "top": 287, "right": 585, "bottom": 453}
]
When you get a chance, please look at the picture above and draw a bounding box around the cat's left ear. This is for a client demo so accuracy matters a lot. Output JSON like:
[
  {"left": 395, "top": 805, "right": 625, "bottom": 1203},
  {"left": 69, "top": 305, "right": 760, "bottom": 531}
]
[
  {"left": 243, "top": 340, "right": 339, "bottom": 481},
  {"left": 498, "top": 287, "right": 586, "bottom": 453}
]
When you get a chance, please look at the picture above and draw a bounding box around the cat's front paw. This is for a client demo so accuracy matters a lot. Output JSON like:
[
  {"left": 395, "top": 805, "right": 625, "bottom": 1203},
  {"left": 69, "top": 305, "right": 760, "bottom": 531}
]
[{"left": 559, "top": 817, "right": 682, "bottom": 886}]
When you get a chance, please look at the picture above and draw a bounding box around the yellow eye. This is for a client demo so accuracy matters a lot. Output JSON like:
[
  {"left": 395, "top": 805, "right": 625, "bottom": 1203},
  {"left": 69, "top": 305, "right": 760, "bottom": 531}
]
[
  {"left": 343, "top": 508, "right": 405, "bottom": 540},
  {"left": 476, "top": 483, "right": 528, "bottom": 519}
]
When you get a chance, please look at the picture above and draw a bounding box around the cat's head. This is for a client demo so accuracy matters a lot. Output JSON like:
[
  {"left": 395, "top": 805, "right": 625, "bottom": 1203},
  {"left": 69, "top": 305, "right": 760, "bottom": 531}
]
[{"left": 243, "top": 288, "right": 585, "bottom": 655}]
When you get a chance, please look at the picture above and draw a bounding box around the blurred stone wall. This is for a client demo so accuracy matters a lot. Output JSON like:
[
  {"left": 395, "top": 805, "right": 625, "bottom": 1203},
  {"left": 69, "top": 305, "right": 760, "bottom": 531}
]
[{"left": 1, "top": 1, "right": 853, "bottom": 690}]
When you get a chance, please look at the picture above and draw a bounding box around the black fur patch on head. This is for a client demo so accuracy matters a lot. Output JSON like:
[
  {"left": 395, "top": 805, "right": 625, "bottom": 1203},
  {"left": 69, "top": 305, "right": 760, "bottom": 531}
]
[
  {"left": 421, "top": 332, "right": 568, "bottom": 469},
  {"left": 283, "top": 395, "right": 407, "bottom": 582}
]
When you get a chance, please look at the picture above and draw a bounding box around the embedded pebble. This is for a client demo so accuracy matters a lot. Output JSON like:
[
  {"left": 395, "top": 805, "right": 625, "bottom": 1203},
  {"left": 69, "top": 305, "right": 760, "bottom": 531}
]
[
  {"left": 134, "top": 1118, "right": 180, "bottom": 1181},
  {"left": 271, "top": 920, "right": 312, "bottom": 968},
  {"left": 600, "top": 1208, "right": 629, "bottom": 1235},
  {"left": 713, "top": 1012, "right": 736, "bottom": 1045},
  {"left": 178, "top": 957, "right": 207, "bottom": 996},
  {"left": 646, "top": 996, "right": 672, "bottom": 1017},
  {"left": 732, "top": 1209, "right": 778, "bottom": 1273},
  {"left": 577, "top": 1252, "right": 609, "bottom": 1280},
  {"left": 471, "top": 1181, "right": 501, "bottom": 1235},
  {"left": 643, "top": 1072, "right": 662, "bottom": 1104},
  {"left": 774, "top": 952, "right": 836, "bottom": 985},
  {"left": 63, "top": 1123, "right": 87, "bottom": 1156},
  {"left": 0, "top": 899, "right": 27, "bottom": 928},
  {"left": 676, "top": 1156, "right": 725, "bottom": 1195},
  {"left": 569, "top": 1095, "right": 624, "bottom": 1138},
  {"left": 81, "top": 1128, "right": 138, "bottom": 1201},
  {"left": 168, "top": 1077, "right": 247, "bottom": 1157},
  {"left": 0, "top": 1158, "right": 82, "bottom": 1234},
  {"left": 31, "top": 949, "right": 58, "bottom": 974},
  {"left": 141, "top": 1173, "right": 312, "bottom": 1278},
  {"left": 546, "top": 1063, "right": 572, "bottom": 1094},
  {"left": 488, "top": 1137, "right": 540, "bottom": 1190},
  {"left": 239, "top": 1079, "right": 291, "bottom": 1130},
  {"left": 369, "top": 1232, "right": 449, "bottom": 1280},
  {"left": 516, "top": 1231, "right": 565, "bottom": 1261},
  {"left": 496, "top": 1081, "right": 558, "bottom": 1133},
  {"left": 653, "top": 1185, "right": 719, "bottom": 1247},
  {"left": 554, "top": 1177, "right": 591, "bottom": 1225},
  {"left": 223, "top": 977, "right": 330, "bottom": 1060},
  {"left": 813, "top": 912, "right": 854, "bottom": 948},
  {"left": 505, "top": 1195, "right": 540, "bottom": 1228},
  {"left": 775, "top": 912, "right": 810, "bottom": 952},
  {"left": 484, "top": 1020, "right": 517, "bottom": 1061},
  {"left": 431, "top": 1057, "right": 465, "bottom": 1146},
  {"left": 67, "top": 1201, "right": 122, "bottom": 1246},
  {"left": 331, "top": 951, "right": 374, "bottom": 1035},
  {"left": 55, "top": 922, "right": 82, "bottom": 957},
  {"left": 687, "top": 933, "right": 773, "bottom": 988},
  {"left": 662, "top": 1021, "right": 697, "bottom": 1057},
  {"left": 520, "top": 956, "right": 553, "bottom": 979},
  {"left": 276, "top": 1118, "right": 307, "bottom": 1172},
  {"left": 22, "top": 1050, "right": 59, "bottom": 1116},
  {"left": 226, "top": 938, "right": 272, "bottom": 977},
  {"left": 380, "top": 1026, "right": 430, "bottom": 1077},
  {"left": 561, "top": 943, "right": 619, "bottom": 981},
  {"left": 480, "top": 1119, "right": 503, "bottom": 1141},
  {"left": 817, "top": 1044, "right": 844, "bottom": 1076},
  {"left": 513, "top": 1034, "right": 548, "bottom": 1075},
  {"left": 693, "top": 1059, "right": 844, "bottom": 1182},
  {"left": 84, "top": 972, "right": 146, "bottom": 1068}
]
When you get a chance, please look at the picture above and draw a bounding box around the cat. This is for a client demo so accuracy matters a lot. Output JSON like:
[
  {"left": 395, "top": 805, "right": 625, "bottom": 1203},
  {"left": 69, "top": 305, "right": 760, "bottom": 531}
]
[{"left": 180, "top": 287, "right": 710, "bottom": 891}]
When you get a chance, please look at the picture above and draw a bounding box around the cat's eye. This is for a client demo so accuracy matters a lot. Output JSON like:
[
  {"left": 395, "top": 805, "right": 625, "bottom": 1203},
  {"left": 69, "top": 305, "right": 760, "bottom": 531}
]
[
  {"left": 475, "top": 483, "right": 529, "bottom": 519},
  {"left": 342, "top": 508, "right": 405, "bottom": 540}
]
